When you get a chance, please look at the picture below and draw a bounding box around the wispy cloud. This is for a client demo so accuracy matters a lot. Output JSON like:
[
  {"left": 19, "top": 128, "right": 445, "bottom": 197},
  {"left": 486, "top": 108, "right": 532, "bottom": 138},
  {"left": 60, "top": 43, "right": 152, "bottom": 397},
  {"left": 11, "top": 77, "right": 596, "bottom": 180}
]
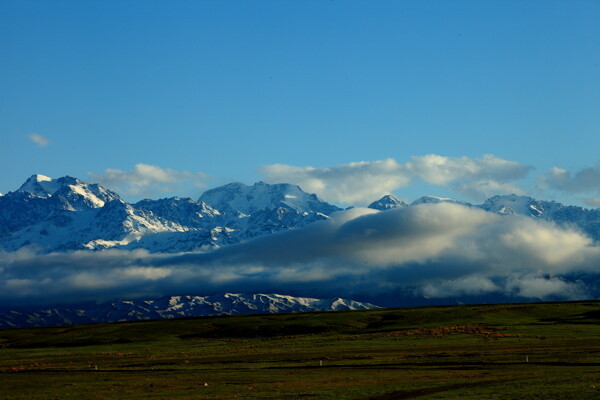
[
  {"left": 88, "top": 163, "right": 208, "bottom": 199},
  {"left": 261, "top": 154, "right": 532, "bottom": 205},
  {"left": 2, "top": 203, "right": 598, "bottom": 307},
  {"left": 27, "top": 133, "right": 50, "bottom": 147}
]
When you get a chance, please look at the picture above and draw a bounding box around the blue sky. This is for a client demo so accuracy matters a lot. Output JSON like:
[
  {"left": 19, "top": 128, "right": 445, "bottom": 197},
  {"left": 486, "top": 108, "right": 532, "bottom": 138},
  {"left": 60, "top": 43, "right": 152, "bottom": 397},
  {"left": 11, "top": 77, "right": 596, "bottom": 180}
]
[{"left": 2, "top": 0, "right": 599, "bottom": 206}]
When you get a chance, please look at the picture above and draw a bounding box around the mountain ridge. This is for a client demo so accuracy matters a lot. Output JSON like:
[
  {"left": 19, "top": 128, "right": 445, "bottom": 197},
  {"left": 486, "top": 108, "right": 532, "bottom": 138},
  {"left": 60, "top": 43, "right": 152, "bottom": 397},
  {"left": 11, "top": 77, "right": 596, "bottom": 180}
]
[
  {"left": 1, "top": 174, "right": 600, "bottom": 254},
  {"left": 0, "top": 293, "right": 380, "bottom": 329}
]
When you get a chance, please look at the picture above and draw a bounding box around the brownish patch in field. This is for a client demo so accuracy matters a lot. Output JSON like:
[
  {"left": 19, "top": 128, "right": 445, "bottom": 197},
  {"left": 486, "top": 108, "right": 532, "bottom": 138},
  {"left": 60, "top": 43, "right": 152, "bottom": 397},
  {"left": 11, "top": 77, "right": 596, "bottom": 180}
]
[
  {"left": 364, "top": 378, "right": 525, "bottom": 399},
  {"left": 375, "top": 324, "right": 525, "bottom": 339}
]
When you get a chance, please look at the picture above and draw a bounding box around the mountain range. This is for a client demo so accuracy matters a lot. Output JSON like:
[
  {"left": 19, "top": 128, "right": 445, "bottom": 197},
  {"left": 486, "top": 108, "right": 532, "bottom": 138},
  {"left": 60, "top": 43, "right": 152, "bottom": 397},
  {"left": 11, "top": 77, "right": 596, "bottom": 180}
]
[
  {"left": 0, "top": 293, "right": 378, "bottom": 329},
  {"left": 2, "top": 174, "right": 600, "bottom": 327},
  {"left": 1, "top": 174, "right": 599, "bottom": 254}
]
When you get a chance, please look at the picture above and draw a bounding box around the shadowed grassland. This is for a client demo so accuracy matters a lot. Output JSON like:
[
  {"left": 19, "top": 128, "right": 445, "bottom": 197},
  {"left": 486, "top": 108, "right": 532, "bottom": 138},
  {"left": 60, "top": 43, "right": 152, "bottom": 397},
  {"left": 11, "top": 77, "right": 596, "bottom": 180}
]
[{"left": 1, "top": 301, "right": 600, "bottom": 399}]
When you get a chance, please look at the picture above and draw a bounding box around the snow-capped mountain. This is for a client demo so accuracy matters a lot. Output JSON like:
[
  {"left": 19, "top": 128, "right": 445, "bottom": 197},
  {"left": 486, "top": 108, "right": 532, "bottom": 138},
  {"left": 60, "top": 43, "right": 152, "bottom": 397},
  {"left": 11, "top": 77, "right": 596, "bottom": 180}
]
[
  {"left": 0, "top": 293, "right": 380, "bottom": 329},
  {"left": 0, "top": 175, "right": 189, "bottom": 252},
  {"left": 368, "top": 194, "right": 408, "bottom": 210},
  {"left": 17, "top": 174, "right": 120, "bottom": 209},
  {"left": 2, "top": 174, "right": 600, "bottom": 254},
  {"left": 199, "top": 181, "right": 340, "bottom": 215},
  {"left": 0, "top": 175, "right": 342, "bottom": 253}
]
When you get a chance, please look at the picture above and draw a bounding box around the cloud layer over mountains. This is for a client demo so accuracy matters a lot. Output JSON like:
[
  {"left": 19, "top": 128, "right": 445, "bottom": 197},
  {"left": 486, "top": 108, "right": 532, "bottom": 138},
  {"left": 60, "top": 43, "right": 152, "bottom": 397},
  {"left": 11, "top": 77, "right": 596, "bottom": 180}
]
[
  {"left": 82, "top": 153, "right": 600, "bottom": 208},
  {"left": 2, "top": 203, "right": 598, "bottom": 307},
  {"left": 261, "top": 154, "right": 532, "bottom": 204}
]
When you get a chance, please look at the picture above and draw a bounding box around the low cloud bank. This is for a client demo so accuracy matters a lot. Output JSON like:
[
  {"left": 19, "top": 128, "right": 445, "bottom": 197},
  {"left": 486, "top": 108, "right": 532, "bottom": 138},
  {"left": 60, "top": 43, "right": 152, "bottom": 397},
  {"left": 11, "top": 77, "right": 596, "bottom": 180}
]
[{"left": 1, "top": 203, "right": 599, "bottom": 308}]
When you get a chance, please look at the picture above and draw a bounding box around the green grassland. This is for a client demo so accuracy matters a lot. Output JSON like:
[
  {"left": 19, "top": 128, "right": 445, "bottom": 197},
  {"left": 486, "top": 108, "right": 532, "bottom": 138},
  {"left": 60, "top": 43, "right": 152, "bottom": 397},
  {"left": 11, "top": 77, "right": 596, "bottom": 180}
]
[{"left": 1, "top": 301, "right": 600, "bottom": 399}]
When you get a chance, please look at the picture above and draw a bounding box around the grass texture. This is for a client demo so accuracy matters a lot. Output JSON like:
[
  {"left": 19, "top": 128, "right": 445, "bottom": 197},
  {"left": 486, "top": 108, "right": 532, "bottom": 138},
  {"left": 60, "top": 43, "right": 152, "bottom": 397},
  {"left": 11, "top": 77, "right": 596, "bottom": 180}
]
[{"left": 1, "top": 301, "right": 599, "bottom": 399}]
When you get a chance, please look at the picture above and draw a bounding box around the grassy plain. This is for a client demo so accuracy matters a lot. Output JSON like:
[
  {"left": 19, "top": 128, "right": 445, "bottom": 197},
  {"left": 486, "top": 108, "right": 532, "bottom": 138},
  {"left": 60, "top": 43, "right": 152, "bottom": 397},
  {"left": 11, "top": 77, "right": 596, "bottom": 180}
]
[{"left": 1, "top": 301, "right": 600, "bottom": 399}]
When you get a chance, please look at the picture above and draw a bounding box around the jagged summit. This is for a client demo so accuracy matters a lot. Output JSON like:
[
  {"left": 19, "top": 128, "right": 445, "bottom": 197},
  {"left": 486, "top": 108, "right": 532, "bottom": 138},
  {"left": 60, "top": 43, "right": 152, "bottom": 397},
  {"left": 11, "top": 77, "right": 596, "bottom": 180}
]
[
  {"left": 199, "top": 181, "right": 340, "bottom": 215},
  {"left": 16, "top": 174, "right": 121, "bottom": 209},
  {"left": 368, "top": 194, "right": 408, "bottom": 210},
  {"left": 18, "top": 174, "right": 62, "bottom": 196}
]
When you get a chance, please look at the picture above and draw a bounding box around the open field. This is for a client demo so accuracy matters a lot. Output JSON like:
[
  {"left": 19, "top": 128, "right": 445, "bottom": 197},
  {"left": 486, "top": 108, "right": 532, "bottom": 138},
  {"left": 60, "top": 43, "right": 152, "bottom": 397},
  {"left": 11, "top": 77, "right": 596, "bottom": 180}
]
[{"left": 1, "top": 301, "right": 600, "bottom": 399}]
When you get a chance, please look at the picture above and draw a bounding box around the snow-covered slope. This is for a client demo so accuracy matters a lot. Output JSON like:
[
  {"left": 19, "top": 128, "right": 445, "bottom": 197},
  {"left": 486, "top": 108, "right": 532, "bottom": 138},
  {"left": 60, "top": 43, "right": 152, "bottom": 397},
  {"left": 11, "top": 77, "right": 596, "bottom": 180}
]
[
  {"left": 0, "top": 293, "right": 380, "bottom": 329},
  {"left": 18, "top": 174, "right": 121, "bottom": 209},
  {"left": 368, "top": 194, "right": 408, "bottom": 210},
  {"left": 134, "top": 197, "right": 222, "bottom": 228},
  {"left": 199, "top": 181, "right": 340, "bottom": 215},
  {"left": 481, "top": 194, "right": 562, "bottom": 217}
]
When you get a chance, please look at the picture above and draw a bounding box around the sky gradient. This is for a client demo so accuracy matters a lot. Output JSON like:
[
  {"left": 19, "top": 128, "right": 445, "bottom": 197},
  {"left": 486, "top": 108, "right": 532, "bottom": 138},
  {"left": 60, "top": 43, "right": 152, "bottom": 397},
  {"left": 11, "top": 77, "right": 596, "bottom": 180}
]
[{"left": 2, "top": 1, "right": 599, "bottom": 207}]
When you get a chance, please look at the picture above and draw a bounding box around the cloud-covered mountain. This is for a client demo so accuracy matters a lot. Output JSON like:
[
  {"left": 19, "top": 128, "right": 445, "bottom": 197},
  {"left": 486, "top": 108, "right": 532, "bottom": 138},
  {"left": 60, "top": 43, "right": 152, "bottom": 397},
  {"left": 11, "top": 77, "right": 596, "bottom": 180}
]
[{"left": 1, "top": 174, "right": 600, "bottom": 311}]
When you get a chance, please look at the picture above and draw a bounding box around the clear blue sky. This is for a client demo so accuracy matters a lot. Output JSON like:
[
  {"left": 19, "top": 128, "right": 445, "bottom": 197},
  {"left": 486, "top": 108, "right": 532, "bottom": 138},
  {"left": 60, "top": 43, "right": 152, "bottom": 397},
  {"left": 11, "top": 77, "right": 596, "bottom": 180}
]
[{"left": 2, "top": 0, "right": 599, "bottom": 206}]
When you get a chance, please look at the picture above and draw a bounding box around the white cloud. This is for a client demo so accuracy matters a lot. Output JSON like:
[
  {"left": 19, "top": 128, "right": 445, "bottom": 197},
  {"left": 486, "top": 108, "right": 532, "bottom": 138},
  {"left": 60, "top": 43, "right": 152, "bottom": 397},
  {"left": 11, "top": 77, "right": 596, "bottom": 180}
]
[
  {"left": 405, "top": 154, "right": 478, "bottom": 185},
  {"left": 406, "top": 154, "right": 532, "bottom": 200},
  {"left": 505, "top": 274, "right": 589, "bottom": 300},
  {"left": 88, "top": 163, "right": 208, "bottom": 199},
  {"left": 541, "top": 164, "right": 600, "bottom": 207},
  {"left": 2, "top": 203, "right": 600, "bottom": 307},
  {"left": 260, "top": 159, "right": 410, "bottom": 205},
  {"left": 585, "top": 198, "right": 600, "bottom": 207},
  {"left": 455, "top": 179, "right": 525, "bottom": 200},
  {"left": 27, "top": 133, "right": 50, "bottom": 147},
  {"left": 542, "top": 164, "right": 600, "bottom": 193},
  {"left": 261, "top": 154, "right": 532, "bottom": 205}
]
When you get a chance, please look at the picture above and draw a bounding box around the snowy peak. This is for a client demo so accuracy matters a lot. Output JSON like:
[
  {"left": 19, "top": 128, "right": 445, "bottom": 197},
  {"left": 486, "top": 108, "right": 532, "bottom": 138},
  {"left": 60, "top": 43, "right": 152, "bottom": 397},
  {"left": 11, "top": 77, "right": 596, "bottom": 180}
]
[
  {"left": 17, "top": 174, "right": 61, "bottom": 197},
  {"left": 481, "top": 194, "right": 557, "bottom": 218},
  {"left": 17, "top": 175, "right": 121, "bottom": 209},
  {"left": 368, "top": 194, "right": 408, "bottom": 210},
  {"left": 199, "top": 181, "right": 340, "bottom": 215}
]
